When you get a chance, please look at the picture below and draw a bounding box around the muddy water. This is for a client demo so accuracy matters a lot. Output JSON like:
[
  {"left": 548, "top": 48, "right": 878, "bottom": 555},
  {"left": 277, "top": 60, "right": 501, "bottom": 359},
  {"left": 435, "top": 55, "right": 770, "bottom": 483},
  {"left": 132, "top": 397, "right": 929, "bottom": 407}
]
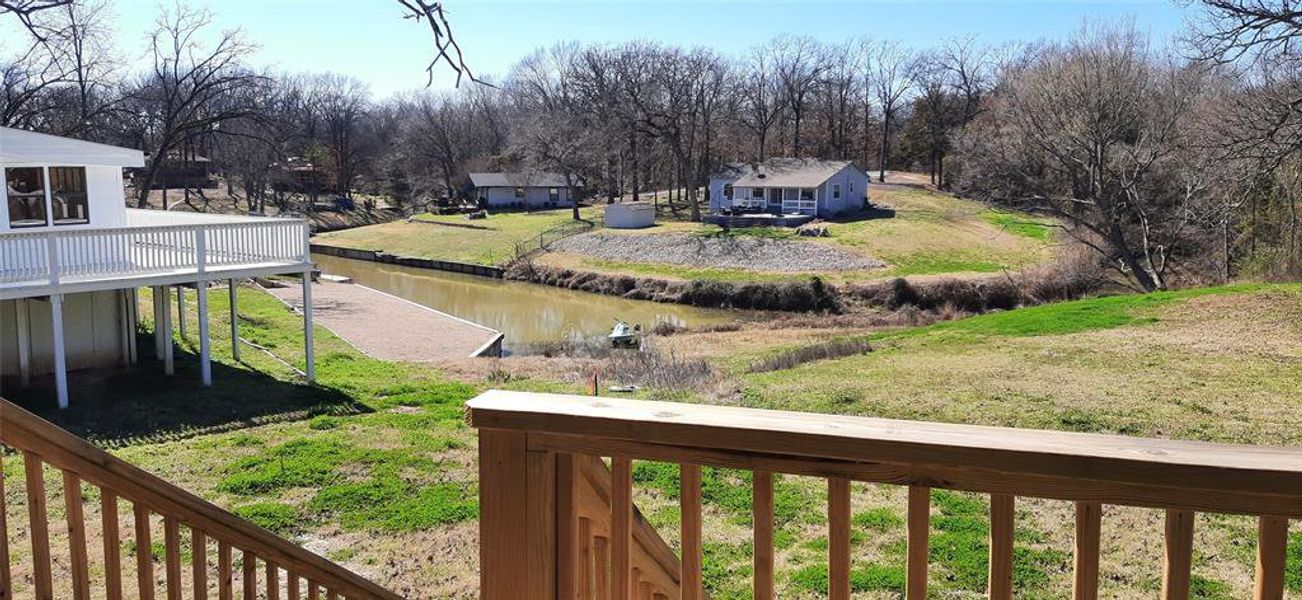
[{"left": 312, "top": 253, "right": 738, "bottom": 354}]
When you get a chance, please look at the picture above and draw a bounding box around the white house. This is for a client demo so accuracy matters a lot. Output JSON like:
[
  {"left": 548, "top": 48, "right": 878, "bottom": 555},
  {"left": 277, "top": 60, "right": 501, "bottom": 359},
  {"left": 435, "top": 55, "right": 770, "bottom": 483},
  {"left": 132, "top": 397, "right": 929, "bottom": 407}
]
[
  {"left": 707, "top": 159, "right": 869, "bottom": 218},
  {"left": 469, "top": 172, "right": 581, "bottom": 209},
  {"left": 0, "top": 127, "right": 316, "bottom": 409}
]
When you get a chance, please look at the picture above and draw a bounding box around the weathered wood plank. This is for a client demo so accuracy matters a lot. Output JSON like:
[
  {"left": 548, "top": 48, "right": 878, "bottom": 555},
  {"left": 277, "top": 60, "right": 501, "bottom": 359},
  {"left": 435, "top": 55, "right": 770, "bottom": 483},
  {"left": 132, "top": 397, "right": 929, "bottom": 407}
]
[
  {"left": 472, "top": 391, "right": 1302, "bottom": 515},
  {"left": 63, "top": 472, "right": 91, "bottom": 600},
  {"left": 135, "top": 503, "right": 156, "bottom": 600},
  {"left": 526, "top": 450, "right": 557, "bottom": 600},
  {"left": 680, "top": 464, "right": 703, "bottom": 600},
  {"left": 217, "top": 541, "right": 232, "bottom": 600},
  {"left": 1255, "top": 516, "right": 1288, "bottom": 600},
  {"left": 102, "top": 491, "right": 123, "bottom": 600},
  {"left": 0, "top": 453, "right": 10, "bottom": 600},
  {"left": 828, "top": 477, "right": 851, "bottom": 600},
  {"left": 1162, "top": 509, "right": 1194, "bottom": 600},
  {"left": 165, "top": 516, "right": 182, "bottom": 600},
  {"left": 752, "top": 470, "right": 774, "bottom": 600},
  {"left": 192, "top": 528, "right": 207, "bottom": 600},
  {"left": 24, "top": 452, "right": 53, "bottom": 599},
  {"left": 1073, "top": 502, "right": 1101, "bottom": 600},
  {"left": 242, "top": 551, "right": 256, "bottom": 600},
  {"left": 906, "top": 486, "right": 930, "bottom": 600},
  {"left": 988, "top": 494, "right": 1015, "bottom": 600},
  {"left": 478, "top": 429, "right": 529, "bottom": 600},
  {"left": 611, "top": 458, "right": 633, "bottom": 600},
  {"left": 594, "top": 536, "right": 610, "bottom": 600}
]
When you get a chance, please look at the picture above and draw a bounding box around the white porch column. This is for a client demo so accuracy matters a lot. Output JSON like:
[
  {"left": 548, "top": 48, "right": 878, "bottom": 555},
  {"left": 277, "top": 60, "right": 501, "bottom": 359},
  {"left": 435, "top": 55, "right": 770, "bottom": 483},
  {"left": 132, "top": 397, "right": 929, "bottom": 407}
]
[
  {"left": 159, "top": 286, "right": 174, "bottom": 375},
  {"left": 302, "top": 272, "right": 315, "bottom": 382},
  {"left": 152, "top": 286, "right": 165, "bottom": 360},
  {"left": 229, "top": 279, "right": 241, "bottom": 362},
  {"left": 197, "top": 282, "right": 211, "bottom": 386},
  {"left": 128, "top": 288, "right": 139, "bottom": 365},
  {"left": 50, "top": 294, "right": 68, "bottom": 409},
  {"left": 16, "top": 298, "right": 32, "bottom": 387},
  {"left": 118, "top": 290, "right": 132, "bottom": 366},
  {"left": 176, "top": 286, "right": 186, "bottom": 339}
]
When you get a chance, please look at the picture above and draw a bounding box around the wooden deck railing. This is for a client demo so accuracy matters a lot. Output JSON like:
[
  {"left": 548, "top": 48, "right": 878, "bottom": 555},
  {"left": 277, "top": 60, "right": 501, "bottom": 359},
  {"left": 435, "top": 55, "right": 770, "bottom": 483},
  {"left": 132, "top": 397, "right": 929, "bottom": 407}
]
[
  {"left": 0, "top": 398, "right": 403, "bottom": 599},
  {"left": 467, "top": 390, "right": 1302, "bottom": 600}
]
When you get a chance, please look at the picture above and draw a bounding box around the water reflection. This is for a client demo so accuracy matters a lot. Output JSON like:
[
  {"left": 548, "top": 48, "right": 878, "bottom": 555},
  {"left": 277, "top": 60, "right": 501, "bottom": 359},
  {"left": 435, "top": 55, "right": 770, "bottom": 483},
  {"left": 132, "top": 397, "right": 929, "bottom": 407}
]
[{"left": 311, "top": 253, "right": 737, "bottom": 354}]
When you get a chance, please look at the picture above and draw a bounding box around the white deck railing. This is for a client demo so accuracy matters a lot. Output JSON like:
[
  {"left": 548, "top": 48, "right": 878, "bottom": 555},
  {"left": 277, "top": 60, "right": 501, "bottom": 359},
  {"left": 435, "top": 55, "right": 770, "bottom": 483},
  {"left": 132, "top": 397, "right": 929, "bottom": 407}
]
[{"left": 0, "top": 210, "right": 309, "bottom": 295}]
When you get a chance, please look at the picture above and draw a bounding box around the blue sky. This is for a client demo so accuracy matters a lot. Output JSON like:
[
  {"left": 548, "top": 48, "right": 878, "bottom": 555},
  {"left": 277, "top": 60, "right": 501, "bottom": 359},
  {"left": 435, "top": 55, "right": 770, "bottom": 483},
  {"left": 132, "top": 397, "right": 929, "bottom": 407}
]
[{"left": 16, "top": 0, "right": 1193, "bottom": 98}]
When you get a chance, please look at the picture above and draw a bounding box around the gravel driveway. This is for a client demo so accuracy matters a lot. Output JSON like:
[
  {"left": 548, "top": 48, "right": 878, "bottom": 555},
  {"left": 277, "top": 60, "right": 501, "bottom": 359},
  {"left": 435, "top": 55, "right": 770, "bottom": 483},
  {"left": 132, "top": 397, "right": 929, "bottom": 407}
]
[{"left": 551, "top": 232, "right": 884, "bottom": 272}]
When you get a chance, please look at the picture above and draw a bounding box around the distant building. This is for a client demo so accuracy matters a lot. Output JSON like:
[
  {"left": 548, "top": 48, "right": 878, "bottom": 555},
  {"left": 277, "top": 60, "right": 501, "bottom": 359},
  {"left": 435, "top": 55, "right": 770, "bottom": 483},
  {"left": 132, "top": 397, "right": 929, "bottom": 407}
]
[
  {"left": 469, "top": 172, "right": 581, "bottom": 209},
  {"left": 138, "top": 149, "right": 216, "bottom": 189},
  {"left": 604, "top": 202, "right": 656, "bottom": 229},
  {"left": 707, "top": 158, "right": 869, "bottom": 218},
  {"left": 272, "top": 157, "right": 332, "bottom": 193}
]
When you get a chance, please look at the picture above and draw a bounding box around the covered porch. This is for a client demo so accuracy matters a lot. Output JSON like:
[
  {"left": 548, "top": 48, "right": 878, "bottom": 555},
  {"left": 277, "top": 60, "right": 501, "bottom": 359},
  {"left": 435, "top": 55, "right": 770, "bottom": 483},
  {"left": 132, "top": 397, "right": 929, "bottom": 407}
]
[
  {"left": 721, "top": 185, "right": 820, "bottom": 216},
  {"left": 0, "top": 210, "right": 316, "bottom": 410}
]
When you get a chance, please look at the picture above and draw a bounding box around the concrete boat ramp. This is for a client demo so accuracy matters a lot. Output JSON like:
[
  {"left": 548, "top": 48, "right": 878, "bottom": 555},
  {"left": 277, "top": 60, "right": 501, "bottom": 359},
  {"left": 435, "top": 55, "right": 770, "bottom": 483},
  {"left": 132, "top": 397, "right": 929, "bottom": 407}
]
[{"left": 267, "top": 280, "right": 503, "bottom": 362}]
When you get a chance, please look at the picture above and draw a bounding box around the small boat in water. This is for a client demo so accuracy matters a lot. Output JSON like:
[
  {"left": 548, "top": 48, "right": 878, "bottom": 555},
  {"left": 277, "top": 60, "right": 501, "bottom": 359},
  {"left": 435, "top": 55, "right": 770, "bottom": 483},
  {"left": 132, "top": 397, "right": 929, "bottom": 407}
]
[{"left": 609, "top": 319, "right": 642, "bottom": 348}]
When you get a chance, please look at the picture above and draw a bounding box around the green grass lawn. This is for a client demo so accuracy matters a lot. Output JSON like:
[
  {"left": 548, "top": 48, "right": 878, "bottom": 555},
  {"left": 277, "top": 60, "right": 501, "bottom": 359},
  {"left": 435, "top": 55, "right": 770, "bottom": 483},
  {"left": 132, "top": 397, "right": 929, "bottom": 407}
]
[
  {"left": 313, "top": 207, "right": 599, "bottom": 266},
  {"left": 538, "top": 187, "right": 1056, "bottom": 283},
  {"left": 641, "top": 282, "right": 1302, "bottom": 598},
  {"left": 4, "top": 282, "right": 1299, "bottom": 598}
]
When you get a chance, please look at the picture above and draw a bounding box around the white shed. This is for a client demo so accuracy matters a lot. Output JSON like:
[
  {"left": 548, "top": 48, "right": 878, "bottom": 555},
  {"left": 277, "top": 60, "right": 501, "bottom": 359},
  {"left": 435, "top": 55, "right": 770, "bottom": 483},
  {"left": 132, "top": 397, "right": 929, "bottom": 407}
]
[{"left": 604, "top": 202, "right": 656, "bottom": 229}]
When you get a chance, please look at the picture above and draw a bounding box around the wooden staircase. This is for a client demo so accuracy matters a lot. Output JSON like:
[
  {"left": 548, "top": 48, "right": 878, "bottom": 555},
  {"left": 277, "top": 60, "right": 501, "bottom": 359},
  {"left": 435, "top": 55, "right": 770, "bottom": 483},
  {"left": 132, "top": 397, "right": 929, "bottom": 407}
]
[{"left": 0, "top": 398, "right": 404, "bottom": 599}]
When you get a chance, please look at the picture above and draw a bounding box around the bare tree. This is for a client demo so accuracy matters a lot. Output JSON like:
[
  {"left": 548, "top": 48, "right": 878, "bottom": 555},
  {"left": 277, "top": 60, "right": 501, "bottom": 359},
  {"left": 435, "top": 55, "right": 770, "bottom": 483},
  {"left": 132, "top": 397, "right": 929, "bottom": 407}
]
[
  {"left": 0, "top": 0, "right": 70, "bottom": 41},
  {"left": 864, "top": 38, "right": 916, "bottom": 182},
  {"left": 769, "top": 35, "right": 826, "bottom": 156},
  {"left": 127, "top": 5, "right": 265, "bottom": 208},
  {"left": 736, "top": 48, "right": 784, "bottom": 160}
]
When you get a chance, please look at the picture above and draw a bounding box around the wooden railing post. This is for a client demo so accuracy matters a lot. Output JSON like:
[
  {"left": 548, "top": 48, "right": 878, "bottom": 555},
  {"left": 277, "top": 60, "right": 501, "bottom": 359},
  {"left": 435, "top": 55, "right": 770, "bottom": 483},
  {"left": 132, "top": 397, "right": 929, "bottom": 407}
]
[{"left": 480, "top": 429, "right": 560, "bottom": 600}]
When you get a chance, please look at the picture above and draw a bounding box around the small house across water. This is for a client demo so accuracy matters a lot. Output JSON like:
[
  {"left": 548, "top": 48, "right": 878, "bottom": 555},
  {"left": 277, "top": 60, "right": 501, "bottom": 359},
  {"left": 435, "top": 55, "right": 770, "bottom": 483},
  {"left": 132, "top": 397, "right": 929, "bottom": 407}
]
[
  {"left": 470, "top": 171, "right": 581, "bottom": 210},
  {"left": 708, "top": 158, "right": 869, "bottom": 218}
]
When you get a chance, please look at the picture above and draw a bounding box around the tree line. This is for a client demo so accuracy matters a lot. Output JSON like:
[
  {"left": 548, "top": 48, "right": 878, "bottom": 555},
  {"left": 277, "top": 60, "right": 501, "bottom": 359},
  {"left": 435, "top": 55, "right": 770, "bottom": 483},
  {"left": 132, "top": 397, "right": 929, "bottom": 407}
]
[{"left": 3, "top": 1, "right": 1300, "bottom": 289}]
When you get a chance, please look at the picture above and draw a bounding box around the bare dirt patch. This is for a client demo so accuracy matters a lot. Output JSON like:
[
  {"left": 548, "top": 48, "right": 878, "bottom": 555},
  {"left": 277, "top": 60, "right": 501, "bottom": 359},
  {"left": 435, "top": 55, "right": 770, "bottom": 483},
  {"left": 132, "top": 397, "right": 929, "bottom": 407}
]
[{"left": 552, "top": 232, "right": 885, "bottom": 272}]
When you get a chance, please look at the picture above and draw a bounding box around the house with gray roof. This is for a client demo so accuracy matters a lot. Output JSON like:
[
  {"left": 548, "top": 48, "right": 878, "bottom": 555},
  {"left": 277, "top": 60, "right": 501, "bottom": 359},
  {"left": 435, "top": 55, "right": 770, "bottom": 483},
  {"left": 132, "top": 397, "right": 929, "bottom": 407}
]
[
  {"left": 707, "top": 158, "right": 868, "bottom": 217},
  {"left": 469, "top": 172, "right": 581, "bottom": 209}
]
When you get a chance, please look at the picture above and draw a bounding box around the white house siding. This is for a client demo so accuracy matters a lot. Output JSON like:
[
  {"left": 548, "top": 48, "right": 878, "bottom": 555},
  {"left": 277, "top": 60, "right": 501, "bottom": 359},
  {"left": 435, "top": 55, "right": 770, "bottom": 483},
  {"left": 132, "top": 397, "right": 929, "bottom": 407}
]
[
  {"left": 708, "top": 166, "right": 868, "bottom": 217},
  {"left": 0, "top": 291, "right": 126, "bottom": 377},
  {"left": 0, "top": 165, "right": 128, "bottom": 232},
  {"left": 481, "top": 186, "right": 575, "bottom": 209}
]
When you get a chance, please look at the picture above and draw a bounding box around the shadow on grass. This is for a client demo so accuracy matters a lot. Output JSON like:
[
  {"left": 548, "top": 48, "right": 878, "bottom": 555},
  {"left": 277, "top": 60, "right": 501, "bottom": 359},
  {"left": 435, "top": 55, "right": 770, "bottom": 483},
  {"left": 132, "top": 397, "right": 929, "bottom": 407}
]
[{"left": 3, "top": 347, "right": 369, "bottom": 449}]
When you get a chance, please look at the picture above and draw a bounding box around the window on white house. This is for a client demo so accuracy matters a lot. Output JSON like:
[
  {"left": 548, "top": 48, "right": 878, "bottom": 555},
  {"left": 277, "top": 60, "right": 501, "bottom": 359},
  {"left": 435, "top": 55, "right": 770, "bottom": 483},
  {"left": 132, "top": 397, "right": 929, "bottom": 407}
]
[
  {"left": 833, "top": 184, "right": 841, "bottom": 199},
  {"left": 5, "top": 167, "right": 48, "bottom": 228},
  {"left": 723, "top": 184, "right": 733, "bottom": 200},
  {"left": 50, "top": 167, "right": 89, "bottom": 225},
  {"left": 800, "top": 188, "right": 815, "bottom": 201},
  {"left": 751, "top": 187, "right": 764, "bottom": 199},
  {"left": 549, "top": 187, "right": 560, "bottom": 202},
  {"left": 514, "top": 187, "right": 525, "bottom": 198}
]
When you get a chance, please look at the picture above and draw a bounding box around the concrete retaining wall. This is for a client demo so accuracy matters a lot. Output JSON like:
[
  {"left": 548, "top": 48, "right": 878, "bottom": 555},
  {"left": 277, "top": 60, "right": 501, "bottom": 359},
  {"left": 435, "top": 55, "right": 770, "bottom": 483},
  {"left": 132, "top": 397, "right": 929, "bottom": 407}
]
[{"left": 310, "top": 244, "right": 506, "bottom": 278}]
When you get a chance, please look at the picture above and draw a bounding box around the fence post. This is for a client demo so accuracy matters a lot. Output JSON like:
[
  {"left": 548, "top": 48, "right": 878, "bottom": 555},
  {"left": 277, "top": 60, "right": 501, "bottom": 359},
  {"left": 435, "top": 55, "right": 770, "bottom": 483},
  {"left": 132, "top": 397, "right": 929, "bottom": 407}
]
[{"left": 479, "top": 430, "right": 558, "bottom": 600}]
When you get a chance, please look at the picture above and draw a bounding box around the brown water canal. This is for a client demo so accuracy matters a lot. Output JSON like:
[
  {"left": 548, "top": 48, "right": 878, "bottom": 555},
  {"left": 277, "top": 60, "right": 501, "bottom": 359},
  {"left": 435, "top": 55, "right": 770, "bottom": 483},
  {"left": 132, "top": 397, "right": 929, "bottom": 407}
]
[{"left": 311, "top": 253, "right": 738, "bottom": 354}]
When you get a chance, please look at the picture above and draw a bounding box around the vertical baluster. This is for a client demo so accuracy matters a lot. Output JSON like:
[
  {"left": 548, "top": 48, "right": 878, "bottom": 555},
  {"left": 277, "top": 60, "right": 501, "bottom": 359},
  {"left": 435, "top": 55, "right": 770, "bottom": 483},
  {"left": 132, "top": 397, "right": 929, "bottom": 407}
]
[
  {"left": 287, "top": 571, "right": 300, "bottom": 600},
  {"left": 988, "top": 494, "right": 1015, "bottom": 600},
  {"left": 307, "top": 582, "right": 320, "bottom": 600},
  {"left": 266, "top": 561, "right": 280, "bottom": 600},
  {"left": 1073, "top": 502, "right": 1101, "bottom": 600},
  {"left": 242, "top": 551, "right": 256, "bottom": 600},
  {"left": 594, "top": 536, "right": 610, "bottom": 600},
  {"left": 1255, "top": 516, "right": 1288, "bottom": 600},
  {"left": 578, "top": 518, "right": 594, "bottom": 600},
  {"left": 753, "top": 470, "right": 774, "bottom": 600},
  {"left": 1162, "top": 509, "right": 1194, "bottom": 600},
  {"left": 0, "top": 452, "right": 10, "bottom": 600},
  {"left": 165, "top": 516, "right": 182, "bottom": 600},
  {"left": 680, "top": 465, "right": 703, "bottom": 600},
  {"left": 828, "top": 477, "right": 851, "bottom": 600},
  {"left": 218, "top": 541, "right": 232, "bottom": 600},
  {"left": 135, "top": 503, "right": 156, "bottom": 600},
  {"left": 611, "top": 458, "right": 633, "bottom": 600},
  {"left": 906, "top": 486, "right": 930, "bottom": 600},
  {"left": 63, "top": 472, "right": 91, "bottom": 600},
  {"left": 192, "top": 528, "right": 208, "bottom": 600},
  {"left": 24, "top": 452, "right": 53, "bottom": 599}
]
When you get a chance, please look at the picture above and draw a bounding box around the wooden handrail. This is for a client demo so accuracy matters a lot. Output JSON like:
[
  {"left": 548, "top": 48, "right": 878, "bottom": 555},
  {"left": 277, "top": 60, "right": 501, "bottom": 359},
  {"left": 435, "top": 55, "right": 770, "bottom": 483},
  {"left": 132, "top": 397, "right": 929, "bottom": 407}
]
[
  {"left": 0, "top": 397, "right": 403, "bottom": 599},
  {"left": 468, "top": 390, "right": 1302, "bottom": 599}
]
